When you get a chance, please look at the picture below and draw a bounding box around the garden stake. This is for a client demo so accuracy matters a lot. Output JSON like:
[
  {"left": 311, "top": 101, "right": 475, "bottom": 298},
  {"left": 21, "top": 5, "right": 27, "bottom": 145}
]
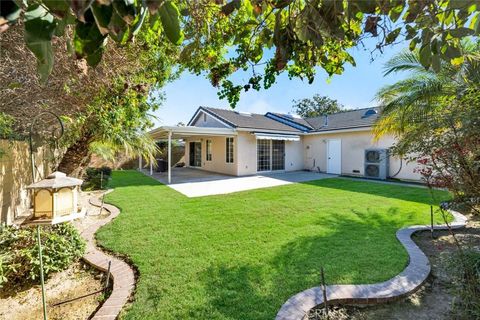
[
  {"left": 105, "top": 260, "right": 112, "bottom": 293},
  {"left": 321, "top": 267, "right": 329, "bottom": 319},
  {"left": 430, "top": 205, "right": 434, "bottom": 239},
  {"left": 99, "top": 193, "right": 105, "bottom": 215},
  {"left": 37, "top": 225, "right": 47, "bottom": 320},
  {"left": 100, "top": 171, "right": 103, "bottom": 189}
]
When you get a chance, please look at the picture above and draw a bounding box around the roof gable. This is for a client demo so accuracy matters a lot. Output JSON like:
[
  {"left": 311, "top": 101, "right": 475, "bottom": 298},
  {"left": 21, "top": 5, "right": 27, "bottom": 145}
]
[{"left": 187, "top": 108, "right": 235, "bottom": 128}]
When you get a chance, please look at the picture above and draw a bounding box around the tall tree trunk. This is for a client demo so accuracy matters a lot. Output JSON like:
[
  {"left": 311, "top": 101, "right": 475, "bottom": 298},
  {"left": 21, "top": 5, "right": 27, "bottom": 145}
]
[{"left": 57, "top": 133, "right": 94, "bottom": 177}]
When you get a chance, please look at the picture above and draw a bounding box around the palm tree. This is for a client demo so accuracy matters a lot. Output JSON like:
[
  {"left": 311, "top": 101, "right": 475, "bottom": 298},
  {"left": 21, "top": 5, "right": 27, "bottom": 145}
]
[{"left": 374, "top": 41, "right": 480, "bottom": 140}]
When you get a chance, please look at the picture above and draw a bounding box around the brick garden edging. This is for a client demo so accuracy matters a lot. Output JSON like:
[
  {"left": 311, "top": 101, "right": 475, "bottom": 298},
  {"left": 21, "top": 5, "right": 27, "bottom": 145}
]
[
  {"left": 78, "top": 191, "right": 135, "bottom": 320},
  {"left": 276, "top": 210, "right": 468, "bottom": 320}
]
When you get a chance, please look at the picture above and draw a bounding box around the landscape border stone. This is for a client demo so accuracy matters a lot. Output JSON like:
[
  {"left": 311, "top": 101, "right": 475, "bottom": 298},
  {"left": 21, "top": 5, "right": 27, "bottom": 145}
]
[
  {"left": 275, "top": 210, "right": 468, "bottom": 320},
  {"left": 77, "top": 190, "right": 135, "bottom": 320}
]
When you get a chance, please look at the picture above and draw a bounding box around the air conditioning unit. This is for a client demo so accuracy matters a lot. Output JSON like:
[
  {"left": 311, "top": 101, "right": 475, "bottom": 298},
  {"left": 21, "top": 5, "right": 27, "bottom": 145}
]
[{"left": 364, "top": 149, "right": 389, "bottom": 180}]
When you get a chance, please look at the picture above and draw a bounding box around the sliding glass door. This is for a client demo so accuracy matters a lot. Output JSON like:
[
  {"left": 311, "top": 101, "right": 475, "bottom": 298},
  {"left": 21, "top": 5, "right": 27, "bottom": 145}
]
[
  {"left": 257, "top": 140, "right": 285, "bottom": 172},
  {"left": 257, "top": 140, "right": 271, "bottom": 171}
]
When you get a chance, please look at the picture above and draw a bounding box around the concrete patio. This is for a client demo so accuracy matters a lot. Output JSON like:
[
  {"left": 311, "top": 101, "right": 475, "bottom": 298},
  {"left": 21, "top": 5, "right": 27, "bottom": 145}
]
[{"left": 141, "top": 167, "right": 336, "bottom": 197}]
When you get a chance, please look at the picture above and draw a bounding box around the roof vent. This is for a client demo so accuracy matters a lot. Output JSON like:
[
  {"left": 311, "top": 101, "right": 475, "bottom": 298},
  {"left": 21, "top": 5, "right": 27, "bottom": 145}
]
[
  {"left": 363, "top": 109, "right": 378, "bottom": 118},
  {"left": 236, "top": 111, "right": 252, "bottom": 116}
]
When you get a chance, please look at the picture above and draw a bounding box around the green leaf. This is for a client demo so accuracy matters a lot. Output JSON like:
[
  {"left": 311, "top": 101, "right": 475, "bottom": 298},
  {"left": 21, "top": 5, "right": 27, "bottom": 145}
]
[
  {"left": 131, "top": 5, "right": 147, "bottom": 36},
  {"left": 448, "top": 27, "right": 475, "bottom": 38},
  {"left": 469, "top": 12, "right": 480, "bottom": 34},
  {"left": 1, "top": 0, "right": 21, "bottom": 23},
  {"left": 447, "top": 0, "right": 473, "bottom": 10},
  {"left": 74, "top": 10, "right": 107, "bottom": 67},
  {"left": 54, "top": 12, "right": 75, "bottom": 37},
  {"left": 91, "top": 2, "right": 113, "bottom": 35},
  {"left": 386, "top": 27, "right": 401, "bottom": 44},
  {"left": 445, "top": 45, "right": 462, "bottom": 59},
  {"left": 221, "top": 0, "right": 241, "bottom": 15},
  {"left": 388, "top": 3, "right": 405, "bottom": 22},
  {"left": 43, "top": 0, "right": 70, "bottom": 19},
  {"left": 409, "top": 37, "right": 419, "bottom": 51},
  {"left": 108, "top": 10, "right": 130, "bottom": 44},
  {"left": 159, "top": 1, "right": 184, "bottom": 45},
  {"left": 431, "top": 54, "right": 441, "bottom": 72},
  {"left": 24, "top": 4, "right": 57, "bottom": 82},
  {"left": 419, "top": 44, "right": 431, "bottom": 68},
  {"left": 405, "top": 24, "right": 417, "bottom": 40},
  {"left": 353, "top": 0, "right": 377, "bottom": 14},
  {"left": 112, "top": 0, "right": 136, "bottom": 24}
]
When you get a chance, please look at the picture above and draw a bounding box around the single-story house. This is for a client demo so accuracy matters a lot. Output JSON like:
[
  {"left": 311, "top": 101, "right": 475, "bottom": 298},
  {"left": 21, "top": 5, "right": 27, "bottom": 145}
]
[{"left": 149, "top": 106, "right": 422, "bottom": 183}]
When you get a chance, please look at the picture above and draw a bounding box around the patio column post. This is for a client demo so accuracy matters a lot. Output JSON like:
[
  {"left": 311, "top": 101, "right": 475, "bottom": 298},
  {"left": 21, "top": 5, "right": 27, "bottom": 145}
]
[
  {"left": 149, "top": 158, "right": 153, "bottom": 175},
  {"left": 168, "top": 130, "right": 172, "bottom": 184},
  {"left": 138, "top": 155, "right": 142, "bottom": 171}
]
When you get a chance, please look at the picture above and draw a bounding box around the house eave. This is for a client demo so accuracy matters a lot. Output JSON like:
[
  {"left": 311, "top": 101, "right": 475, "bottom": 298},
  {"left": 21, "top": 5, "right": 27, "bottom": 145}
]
[
  {"left": 149, "top": 126, "right": 237, "bottom": 139},
  {"left": 236, "top": 127, "right": 304, "bottom": 135}
]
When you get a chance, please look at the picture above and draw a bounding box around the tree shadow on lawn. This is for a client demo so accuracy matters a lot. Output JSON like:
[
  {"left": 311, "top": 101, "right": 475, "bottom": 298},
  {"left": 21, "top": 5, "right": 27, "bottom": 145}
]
[
  {"left": 108, "top": 170, "right": 163, "bottom": 188},
  {"left": 196, "top": 209, "right": 410, "bottom": 320},
  {"left": 300, "top": 178, "right": 449, "bottom": 206}
]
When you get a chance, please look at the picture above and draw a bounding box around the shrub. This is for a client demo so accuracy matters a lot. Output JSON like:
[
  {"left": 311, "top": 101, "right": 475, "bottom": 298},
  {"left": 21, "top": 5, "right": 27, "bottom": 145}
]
[
  {"left": 83, "top": 166, "right": 112, "bottom": 191},
  {"left": 0, "top": 223, "right": 85, "bottom": 289},
  {"left": 447, "top": 248, "right": 480, "bottom": 319}
]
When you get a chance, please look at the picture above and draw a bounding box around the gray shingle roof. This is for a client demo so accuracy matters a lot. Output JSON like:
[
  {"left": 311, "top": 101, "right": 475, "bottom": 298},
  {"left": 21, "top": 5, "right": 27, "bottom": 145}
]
[
  {"left": 305, "top": 107, "right": 380, "bottom": 131},
  {"left": 197, "top": 106, "right": 379, "bottom": 133},
  {"left": 201, "top": 107, "right": 302, "bottom": 132}
]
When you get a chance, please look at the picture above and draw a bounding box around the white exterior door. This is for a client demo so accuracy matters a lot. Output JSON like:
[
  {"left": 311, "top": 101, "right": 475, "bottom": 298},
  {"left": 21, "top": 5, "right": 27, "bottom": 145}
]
[{"left": 327, "top": 139, "right": 341, "bottom": 174}]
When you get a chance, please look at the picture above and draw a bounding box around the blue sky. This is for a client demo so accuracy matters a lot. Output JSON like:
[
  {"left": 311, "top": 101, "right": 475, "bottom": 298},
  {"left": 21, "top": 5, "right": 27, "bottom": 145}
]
[{"left": 152, "top": 39, "right": 407, "bottom": 126}]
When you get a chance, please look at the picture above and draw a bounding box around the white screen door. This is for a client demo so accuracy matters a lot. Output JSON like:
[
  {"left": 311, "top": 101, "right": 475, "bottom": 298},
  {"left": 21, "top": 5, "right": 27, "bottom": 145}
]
[{"left": 327, "top": 139, "right": 341, "bottom": 174}]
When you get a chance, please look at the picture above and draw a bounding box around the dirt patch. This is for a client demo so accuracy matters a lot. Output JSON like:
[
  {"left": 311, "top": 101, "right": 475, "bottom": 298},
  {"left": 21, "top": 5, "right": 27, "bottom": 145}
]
[
  {"left": 308, "top": 215, "right": 480, "bottom": 320},
  {"left": 0, "top": 262, "right": 105, "bottom": 320}
]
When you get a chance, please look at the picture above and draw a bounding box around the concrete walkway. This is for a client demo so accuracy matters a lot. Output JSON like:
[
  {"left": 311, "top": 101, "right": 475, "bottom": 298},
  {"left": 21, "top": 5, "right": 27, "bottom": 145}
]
[
  {"left": 275, "top": 210, "right": 468, "bottom": 320},
  {"left": 144, "top": 168, "right": 336, "bottom": 197}
]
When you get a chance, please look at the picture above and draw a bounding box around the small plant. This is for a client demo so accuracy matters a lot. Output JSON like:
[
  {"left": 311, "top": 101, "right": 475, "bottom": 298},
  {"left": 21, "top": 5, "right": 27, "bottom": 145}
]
[
  {"left": 82, "top": 166, "right": 112, "bottom": 191},
  {"left": 0, "top": 223, "right": 85, "bottom": 289},
  {"left": 447, "top": 248, "right": 480, "bottom": 319}
]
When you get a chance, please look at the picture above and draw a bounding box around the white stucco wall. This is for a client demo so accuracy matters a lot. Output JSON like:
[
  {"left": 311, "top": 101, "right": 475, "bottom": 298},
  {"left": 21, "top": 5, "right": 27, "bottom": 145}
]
[
  {"left": 284, "top": 139, "right": 305, "bottom": 172},
  {"left": 236, "top": 131, "right": 257, "bottom": 176},
  {"left": 184, "top": 135, "right": 238, "bottom": 176},
  {"left": 184, "top": 132, "right": 304, "bottom": 176},
  {"left": 303, "top": 130, "right": 422, "bottom": 181}
]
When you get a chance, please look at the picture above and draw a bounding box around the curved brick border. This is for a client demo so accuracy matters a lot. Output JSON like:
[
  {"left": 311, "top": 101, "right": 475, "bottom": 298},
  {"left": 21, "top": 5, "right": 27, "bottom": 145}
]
[
  {"left": 276, "top": 210, "right": 468, "bottom": 320},
  {"left": 79, "top": 191, "right": 135, "bottom": 320}
]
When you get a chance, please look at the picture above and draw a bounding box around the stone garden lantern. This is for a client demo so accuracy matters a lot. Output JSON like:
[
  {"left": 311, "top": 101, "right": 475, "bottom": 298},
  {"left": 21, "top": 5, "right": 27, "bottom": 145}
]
[{"left": 26, "top": 171, "right": 86, "bottom": 225}]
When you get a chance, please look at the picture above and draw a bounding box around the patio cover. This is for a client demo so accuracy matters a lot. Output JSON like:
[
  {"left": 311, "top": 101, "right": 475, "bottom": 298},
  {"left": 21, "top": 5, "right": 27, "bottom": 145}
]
[
  {"left": 150, "top": 126, "right": 236, "bottom": 140},
  {"left": 253, "top": 132, "right": 300, "bottom": 141},
  {"left": 146, "top": 126, "right": 237, "bottom": 184}
]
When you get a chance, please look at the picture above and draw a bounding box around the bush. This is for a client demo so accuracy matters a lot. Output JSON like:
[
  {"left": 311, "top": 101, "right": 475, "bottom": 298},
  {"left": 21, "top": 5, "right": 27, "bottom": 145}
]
[
  {"left": 83, "top": 166, "right": 112, "bottom": 191},
  {"left": 0, "top": 223, "right": 85, "bottom": 289},
  {"left": 448, "top": 248, "right": 480, "bottom": 319}
]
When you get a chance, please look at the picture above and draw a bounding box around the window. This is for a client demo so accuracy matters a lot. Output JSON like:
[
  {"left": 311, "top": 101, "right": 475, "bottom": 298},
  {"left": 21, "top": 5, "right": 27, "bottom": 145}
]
[
  {"left": 226, "top": 137, "right": 234, "bottom": 163},
  {"left": 206, "top": 140, "right": 212, "bottom": 161}
]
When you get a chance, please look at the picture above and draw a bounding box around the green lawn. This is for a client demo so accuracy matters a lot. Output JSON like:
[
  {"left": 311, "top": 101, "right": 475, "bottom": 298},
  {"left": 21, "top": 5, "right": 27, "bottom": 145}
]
[{"left": 96, "top": 170, "right": 449, "bottom": 320}]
